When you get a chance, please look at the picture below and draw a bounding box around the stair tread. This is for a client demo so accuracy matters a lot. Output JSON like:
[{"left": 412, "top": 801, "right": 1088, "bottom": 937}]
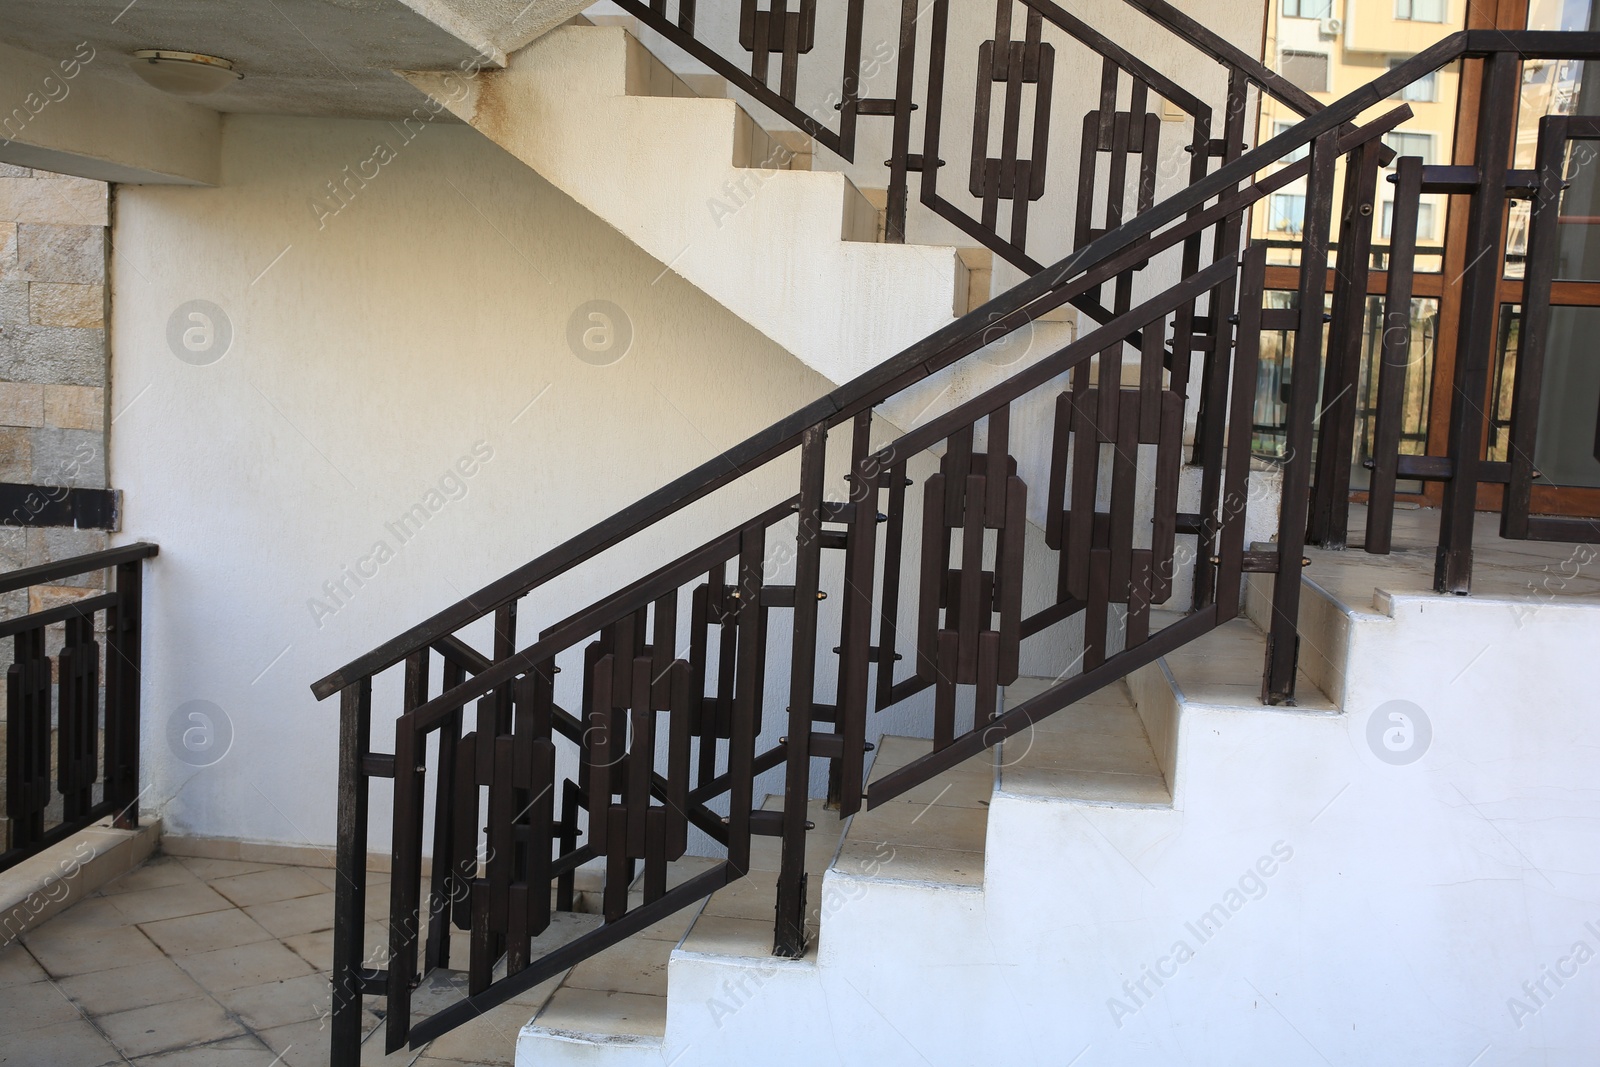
[
  {"left": 996, "top": 677, "right": 1172, "bottom": 806},
  {"left": 1164, "top": 617, "right": 1337, "bottom": 712}
]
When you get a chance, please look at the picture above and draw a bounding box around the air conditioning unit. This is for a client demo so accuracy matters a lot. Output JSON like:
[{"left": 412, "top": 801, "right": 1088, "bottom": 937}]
[{"left": 1320, "top": 16, "right": 1344, "bottom": 37}]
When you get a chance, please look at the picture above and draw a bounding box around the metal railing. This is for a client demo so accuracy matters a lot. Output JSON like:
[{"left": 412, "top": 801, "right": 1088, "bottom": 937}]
[
  {"left": 2, "top": 543, "right": 156, "bottom": 871},
  {"left": 312, "top": 14, "right": 1600, "bottom": 1062}
]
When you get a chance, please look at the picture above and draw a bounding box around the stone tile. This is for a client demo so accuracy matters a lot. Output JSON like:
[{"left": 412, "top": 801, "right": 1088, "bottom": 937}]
[
  {"left": 534, "top": 986, "right": 666, "bottom": 1040},
  {"left": 30, "top": 426, "right": 105, "bottom": 486},
  {"left": 42, "top": 383, "right": 104, "bottom": 429},
  {"left": 0, "top": 380, "right": 43, "bottom": 426},
  {"left": 57, "top": 955, "right": 206, "bottom": 1016},
  {"left": 106, "top": 880, "right": 233, "bottom": 925},
  {"left": 258, "top": 1016, "right": 339, "bottom": 1067},
  {"left": 563, "top": 938, "right": 669, "bottom": 997},
  {"left": 0, "top": 277, "right": 27, "bottom": 323},
  {"left": 101, "top": 856, "right": 201, "bottom": 897},
  {"left": 0, "top": 942, "right": 49, "bottom": 988},
  {"left": 0, "top": 426, "right": 30, "bottom": 480},
  {"left": 0, "top": 1016, "right": 124, "bottom": 1066},
  {"left": 214, "top": 971, "right": 332, "bottom": 1031},
  {"left": 16, "top": 223, "right": 105, "bottom": 284},
  {"left": 139, "top": 907, "right": 274, "bottom": 957},
  {"left": 679, "top": 913, "right": 771, "bottom": 958},
  {"left": 30, "top": 282, "right": 103, "bottom": 328},
  {"left": 0, "top": 176, "right": 107, "bottom": 227},
  {"left": 131, "top": 1034, "right": 278, "bottom": 1065},
  {"left": 173, "top": 936, "right": 317, "bottom": 993},
  {"left": 243, "top": 891, "right": 334, "bottom": 939},
  {"left": 24, "top": 921, "right": 164, "bottom": 978},
  {"left": 848, "top": 800, "right": 988, "bottom": 853},
  {"left": 283, "top": 928, "right": 335, "bottom": 972},
  {"left": 97, "top": 993, "right": 246, "bottom": 1059},
  {"left": 173, "top": 855, "right": 279, "bottom": 881},
  {"left": 210, "top": 866, "right": 328, "bottom": 908},
  {"left": 0, "top": 322, "right": 107, "bottom": 386},
  {"left": 999, "top": 765, "right": 1171, "bottom": 806},
  {"left": 0, "top": 978, "right": 82, "bottom": 1037}
]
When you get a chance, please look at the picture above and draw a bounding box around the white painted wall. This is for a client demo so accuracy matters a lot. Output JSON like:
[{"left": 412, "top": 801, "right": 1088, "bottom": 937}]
[{"left": 107, "top": 114, "right": 966, "bottom": 850}]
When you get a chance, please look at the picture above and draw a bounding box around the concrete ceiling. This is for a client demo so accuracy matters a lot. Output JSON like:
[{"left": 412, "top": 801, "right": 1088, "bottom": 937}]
[{"left": 0, "top": 0, "right": 498, "bottom": 120}]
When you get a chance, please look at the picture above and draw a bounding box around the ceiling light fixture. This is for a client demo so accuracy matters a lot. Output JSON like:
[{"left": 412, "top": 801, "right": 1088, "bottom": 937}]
[{"left": 130, "top": 50, "right": 242, "bottom": 96}]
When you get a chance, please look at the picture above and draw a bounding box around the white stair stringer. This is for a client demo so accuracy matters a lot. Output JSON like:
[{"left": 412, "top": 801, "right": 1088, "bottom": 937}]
[
  {"left": 403, "top": 25, "right": 965, "bottom": 388},
  {"left": 513, "top": 560, "right": 1600, "bottom": 1065}
]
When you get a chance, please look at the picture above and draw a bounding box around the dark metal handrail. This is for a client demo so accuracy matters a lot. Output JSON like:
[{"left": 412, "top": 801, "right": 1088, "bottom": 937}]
[{"left": 1, "top": 542, "right": 156, "bottom": 872}]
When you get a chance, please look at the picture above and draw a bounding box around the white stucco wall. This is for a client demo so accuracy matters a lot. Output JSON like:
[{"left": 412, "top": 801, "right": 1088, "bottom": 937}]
[{"left": 109, "top": 114, "right": 950, "bottom": 849}]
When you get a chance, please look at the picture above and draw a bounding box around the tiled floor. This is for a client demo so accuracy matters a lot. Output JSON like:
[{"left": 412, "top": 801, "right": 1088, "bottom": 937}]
[{"left": 0, "top": 852, "right": 553, "bottom": 1066}]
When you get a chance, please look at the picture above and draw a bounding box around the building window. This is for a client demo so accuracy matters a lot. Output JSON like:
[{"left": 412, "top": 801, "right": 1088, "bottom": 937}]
[
  {"left": 1269, "top": 193, "right": 1307, "bottom": 234},
  {"left": 1383, "top": 130, "right": 1436, "bottom": 165},
  {"left": 1389, "top": 58, "right": 1439, "bottom": 102},
  {"left": 1273, "top": 121, "right": 1311, "bottom": 164},
  {"left": 1382, "top": 200, "right": 1438, "bottom": 240},
  {"left": 1282, "top": 50, "right": 1331, "bottom": 94},
  {"left": 1396, "top": 0, "right": 1446, "bottom": 22},
  {"left": 1283, "top": 0, "right": 1333, "bottom": 16}
]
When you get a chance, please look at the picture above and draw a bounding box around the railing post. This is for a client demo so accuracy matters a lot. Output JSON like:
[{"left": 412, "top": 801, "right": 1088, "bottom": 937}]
[
  {"left": 1264, "top": 130, "right": 1338, "bottom": 705},
  {"left": 1435, "top": 50, "right": 1518, "bottom": 594},
  {"left": 108, "top": 558, "right": 144, "bottom": 828},
  {"left": 331, "top": 677, "right": 373, "bottom": 1067},
  {"left": 776, "top": 425, "right": 826, "bottom": 957}
]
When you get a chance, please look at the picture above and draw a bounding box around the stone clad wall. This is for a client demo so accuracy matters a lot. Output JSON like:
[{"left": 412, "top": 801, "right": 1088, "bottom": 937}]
[{"left": 0, "top": 163, "right": 112, "bottom": 612}]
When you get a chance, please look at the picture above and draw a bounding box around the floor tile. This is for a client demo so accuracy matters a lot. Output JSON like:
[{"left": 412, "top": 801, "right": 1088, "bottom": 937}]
[
  {"left": 0, "top": 943, "right": 49, "bottom": 989},
  {"left": 57, "top": 956, "right": 206, "bottom": 1016},
  {"left": 0, "top": 979, "right": 83, "bottom": 1037},
  {"left": 563, "top": 939, "right": 669, "bottom": 997},
  {"left": 244, "top": 892, "right": 335, "bottom": 940},
  {"left": 209, "top": 867, "right": 328, "bottom": 909},
  {"left": 422, "top": 997, "right": 533, "bottom": 1063},
  {"left": 106, "top": 880, "right": 234, "bottom": 925},
  {"left": 96, "top": 993, "right": 246, "bottom": 1058},
  {"left": 139, "top": 908, "right": 274, "bottom": 957},
  {"left": 283, "top": 928, "right": 335, "bottom": 971},
  {"left": 258, "top": 1016, "right": 339, "bottom": 1067},
  {"left": 174, "top": 936, "right": 318, "bottom": 993},
  {"left": 215, "top": 971, "right": 332, "bottom": 1031},
  {"left": 23, "top": 922, "right": 165, "bottom": 978},
  {"left": 131, "top": 1034, "right": 277, "bottom": 1065},
  {"left": 101, "top": 856, "right": 201, "bottom": 896},
  {"left": 0, "top": 1016, "right": 125, "bottom": 1066}
]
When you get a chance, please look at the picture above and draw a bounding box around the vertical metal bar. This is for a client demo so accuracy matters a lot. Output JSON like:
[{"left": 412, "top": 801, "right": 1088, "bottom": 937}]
[
  {"left": 836, "top": 413, "right": 877, "bottom": 817},
  {"left": 386, "top": 651, "right": 429, "bottom": 1053},
  {"left": 727, "top": 525, "right": 765, "bottom": 873},
  {"left": 1503, "top": 116, "right": 1568, "bottom": 542},
  {"left": 884, "top": 0, "right": 919, "bottom": 241},
  {"left": 1436, "top": 51, "right": 1518, "bottom": 594},
  {"left": 1309, "top": 140, "right": 1383, "bottom": 549},
  {"left": 1367, "top": 155, "right": 1425, "bottom": 553},
  {"left": 109, "top": 559, "right": 143, "bottom": 827},
  {"left": 1265, "top": 131, "right": 1338, "bottom": 705},
  {"left": 330, "top": 678, "right": 372, "bottom": 1067},
  {"left": 1218, "top": 245, "right": 1267, "bottom": 620},
  {"left": 776, "top": 424, "right": 826, "bottom": 957}
]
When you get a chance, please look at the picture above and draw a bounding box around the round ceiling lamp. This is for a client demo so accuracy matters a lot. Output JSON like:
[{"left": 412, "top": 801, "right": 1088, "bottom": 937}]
[{"left": 130, "top": 50, "right": 242, "bottom": 96}]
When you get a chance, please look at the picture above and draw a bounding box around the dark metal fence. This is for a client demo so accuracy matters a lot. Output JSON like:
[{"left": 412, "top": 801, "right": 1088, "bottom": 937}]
[{"left": 1, "top": 543, "right": 156, "bottom": 872}]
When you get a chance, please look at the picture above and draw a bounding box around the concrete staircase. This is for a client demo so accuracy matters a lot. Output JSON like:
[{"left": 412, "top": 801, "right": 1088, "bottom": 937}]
[
  {"left": 506, "top": 508, "right": 1600, "bottom": 1066},
  {"left": 403, "top": 21, "right": 985, "bottom": 389}
]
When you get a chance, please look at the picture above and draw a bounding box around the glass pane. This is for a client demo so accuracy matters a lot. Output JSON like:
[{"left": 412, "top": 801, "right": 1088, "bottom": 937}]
[
  {"left": 1512, "top": 0, "right": 1600, "bottom": 281},
  {"left": 1490, "top": 304, "right": 1600, "bottom": 488},
  {"left": 1537, "top": 307, "right": 1600, "bottom": 487}
]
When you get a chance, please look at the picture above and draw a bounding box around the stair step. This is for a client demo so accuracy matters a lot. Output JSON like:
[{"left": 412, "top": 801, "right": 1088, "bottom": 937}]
[
  {"left": 839, "top": 735, "right": 991, "bottom": 887},
  {"left": 996, "top": 677, "right": 1173, "bottom": 806}
]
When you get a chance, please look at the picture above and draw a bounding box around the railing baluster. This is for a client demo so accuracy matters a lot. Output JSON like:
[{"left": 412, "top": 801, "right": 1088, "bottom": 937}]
[
  {"left": 1366, "top": 155, "right": 1425, "bottom": 554},
  {"left": 1264, "top": 130, "right": 1338, "bottom": 705},
  {"left": 1217, "top": 244, "right": 1269, "bottom": 620},
  {"left": 331, "top": 677, "right": 373, "bottom": 1067}
]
